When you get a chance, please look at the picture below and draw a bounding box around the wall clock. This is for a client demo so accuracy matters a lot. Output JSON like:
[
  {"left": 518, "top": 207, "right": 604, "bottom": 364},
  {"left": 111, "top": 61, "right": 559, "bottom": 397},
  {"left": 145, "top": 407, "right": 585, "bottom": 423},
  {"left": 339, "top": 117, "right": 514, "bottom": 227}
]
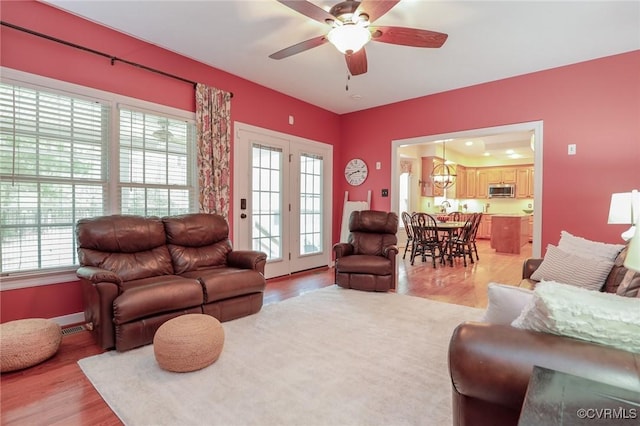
[{"left": 344, "top": 158, "right": 368, "bottom": 186}]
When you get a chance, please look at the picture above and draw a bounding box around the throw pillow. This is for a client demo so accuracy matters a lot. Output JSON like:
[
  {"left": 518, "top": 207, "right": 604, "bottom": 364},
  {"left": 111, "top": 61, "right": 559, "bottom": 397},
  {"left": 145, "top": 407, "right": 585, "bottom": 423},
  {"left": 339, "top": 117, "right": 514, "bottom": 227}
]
[
  {"left": 558, "top": 231, "right": 624, "bottom": 261},
  {"left": 511, "top": 281, "right": 640, "bottom": 353},
  {"left": 480, "top": 283, "right": 534, "bottom": 325},
  {"left": 530, "top": 244, "right": 614, "bottom": 291}
]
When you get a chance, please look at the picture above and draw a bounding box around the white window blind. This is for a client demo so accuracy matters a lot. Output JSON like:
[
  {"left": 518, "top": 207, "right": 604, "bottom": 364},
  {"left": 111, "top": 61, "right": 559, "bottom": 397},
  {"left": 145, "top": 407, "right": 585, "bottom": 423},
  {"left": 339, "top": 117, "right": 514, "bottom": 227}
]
[
  {"left": 0, "top": 77, "right": 198, "bottom": 281},
  {"left": 119, "top": 108, "right": 196, "bottom": 217},
  {"left": 0, "top": 83, "right": 108, "bottom": 274}
]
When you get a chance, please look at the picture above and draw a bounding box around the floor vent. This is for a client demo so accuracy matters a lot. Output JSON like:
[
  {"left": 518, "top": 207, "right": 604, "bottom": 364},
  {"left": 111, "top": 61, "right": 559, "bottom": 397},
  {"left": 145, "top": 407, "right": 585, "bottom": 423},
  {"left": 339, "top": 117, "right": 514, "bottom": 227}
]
[{"left": 62, "top": 324, "right": 86, "bottom": 336}]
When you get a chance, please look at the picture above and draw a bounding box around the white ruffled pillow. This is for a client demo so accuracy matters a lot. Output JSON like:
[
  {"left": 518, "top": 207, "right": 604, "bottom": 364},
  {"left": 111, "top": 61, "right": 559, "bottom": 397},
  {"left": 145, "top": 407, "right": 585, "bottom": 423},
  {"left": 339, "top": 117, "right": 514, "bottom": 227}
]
[
  {"left": 530, "top": 244, "right": 614, "bottom": 291},
  {"left": 558, "top": 231, "right": 624, "bottom": 261},
  {"left": 511, "top": 281, "right": 640, "bottom": 353},
  {"left": 480, "top": 283, "right": 534, "bottom": 325}
]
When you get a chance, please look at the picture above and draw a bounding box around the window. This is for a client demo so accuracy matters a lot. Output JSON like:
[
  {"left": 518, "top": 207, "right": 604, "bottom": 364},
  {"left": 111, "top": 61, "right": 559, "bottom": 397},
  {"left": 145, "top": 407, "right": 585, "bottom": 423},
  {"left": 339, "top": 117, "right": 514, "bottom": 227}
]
[
  {"left": 0, "top": 74, "right": 196, "bottom": 283},
  {"left": 119, "top": 108, "right": 195, "bottom": 217}
]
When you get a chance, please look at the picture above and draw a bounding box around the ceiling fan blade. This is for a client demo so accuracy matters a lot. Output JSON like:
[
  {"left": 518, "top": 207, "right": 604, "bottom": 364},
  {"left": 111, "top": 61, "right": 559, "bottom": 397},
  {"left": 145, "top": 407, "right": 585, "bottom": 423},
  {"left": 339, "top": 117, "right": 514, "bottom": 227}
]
[
  {"left": 269, "top": 36, "right": 328, "bottom": 60},
  {"left": 357, "top": 0, "right": 399, "bottom": 23},
  {"left": 345, "top": 49, "right": 368, "bottom": 76},
  {"left": 276, "top": 0, "right": 335, "bottom": 24},
  {"left": 371, "top": 26, "right": 448, "bottom": 48}
]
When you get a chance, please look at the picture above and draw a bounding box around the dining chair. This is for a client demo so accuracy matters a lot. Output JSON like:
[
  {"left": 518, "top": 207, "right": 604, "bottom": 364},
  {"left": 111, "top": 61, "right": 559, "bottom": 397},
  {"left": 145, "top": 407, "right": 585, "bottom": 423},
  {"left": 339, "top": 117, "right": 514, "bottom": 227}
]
[
  {"left": 469, "top": 212, "right": 483, "bottom": 261},
  {"left": 447, "top": 214, "right": 477, "bottom": 267},
  {"left": 448, "top": 211, "right": 463, "bottom": 222},
  {"left": 401, "top": 211, "right": 415, "bottom": 260},
  {"left": 410, "top": 213, "right": 445, "bottom": 267}
]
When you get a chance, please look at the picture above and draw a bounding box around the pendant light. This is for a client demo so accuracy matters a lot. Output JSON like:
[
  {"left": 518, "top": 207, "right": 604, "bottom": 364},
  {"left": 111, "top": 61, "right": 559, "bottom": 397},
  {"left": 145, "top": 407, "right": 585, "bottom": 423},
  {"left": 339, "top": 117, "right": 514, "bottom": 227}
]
[{"left": 431, "top": 140, "right": 457, "bottom": 189}]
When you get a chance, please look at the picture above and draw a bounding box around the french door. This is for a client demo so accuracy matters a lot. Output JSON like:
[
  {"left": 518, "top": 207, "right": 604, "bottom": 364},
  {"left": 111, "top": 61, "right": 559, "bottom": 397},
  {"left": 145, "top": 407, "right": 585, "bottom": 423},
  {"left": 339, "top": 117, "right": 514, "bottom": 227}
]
[{"left": 233, "top": 123, "right": 332, "bottom": 279}]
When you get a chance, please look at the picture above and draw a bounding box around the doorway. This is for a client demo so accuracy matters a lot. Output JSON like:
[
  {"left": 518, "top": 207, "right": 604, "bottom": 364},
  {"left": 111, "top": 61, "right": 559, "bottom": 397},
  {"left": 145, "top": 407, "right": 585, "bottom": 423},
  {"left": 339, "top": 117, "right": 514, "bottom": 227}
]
[
  {"left": 390, "top": 121, "right": 544, "bottom": 257},
  {"left": 233, "top": 123, "right": 333, "bottom": 278}
]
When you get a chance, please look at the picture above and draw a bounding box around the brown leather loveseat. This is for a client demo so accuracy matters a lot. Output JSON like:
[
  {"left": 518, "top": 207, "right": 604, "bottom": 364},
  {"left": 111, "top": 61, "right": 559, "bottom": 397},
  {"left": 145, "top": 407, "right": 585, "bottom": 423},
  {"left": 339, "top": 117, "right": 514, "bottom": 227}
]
[
  {"left": 448, "top": 245, "right": 640, "bottom": 425},
  {"left": 76, "top": 213, "right": 267, "bottom": 351}
]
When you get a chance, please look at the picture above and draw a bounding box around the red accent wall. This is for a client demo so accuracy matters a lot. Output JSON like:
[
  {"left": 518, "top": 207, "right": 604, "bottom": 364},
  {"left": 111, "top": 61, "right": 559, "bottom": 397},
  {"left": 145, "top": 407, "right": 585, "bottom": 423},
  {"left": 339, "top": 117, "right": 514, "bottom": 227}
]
[
  {"left": 0, "top": 1, "right": 340, "bottom": 323},
  {"left": 1, "top": 1, "right": 639, "bottom": 323},
  {"left": 336, "top": 51, "right": 640, "bottom": 247}
]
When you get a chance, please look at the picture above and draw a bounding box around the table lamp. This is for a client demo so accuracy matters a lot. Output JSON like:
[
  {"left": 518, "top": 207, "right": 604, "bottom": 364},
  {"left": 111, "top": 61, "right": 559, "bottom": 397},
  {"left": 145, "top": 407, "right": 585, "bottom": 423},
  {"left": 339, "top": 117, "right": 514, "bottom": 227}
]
[
  {"left": 624, "top": 222, "right": 640, "bottom": 272},
  {"left": 607, "top": 189, "right": 639, "bottom": 241}
]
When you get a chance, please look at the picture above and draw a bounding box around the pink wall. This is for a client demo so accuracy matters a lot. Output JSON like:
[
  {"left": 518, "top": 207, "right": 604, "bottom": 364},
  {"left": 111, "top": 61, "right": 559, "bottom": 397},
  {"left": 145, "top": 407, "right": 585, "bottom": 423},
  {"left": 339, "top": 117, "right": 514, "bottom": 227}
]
[
  {"left": 1, "top": 1, "right": 639, "bottom": 323},
  {"left": 336, "top": 51, "right": 640, "bottom": 247},
  {"left": 0, "top": 1, "right": 340, "bottom": 323}
]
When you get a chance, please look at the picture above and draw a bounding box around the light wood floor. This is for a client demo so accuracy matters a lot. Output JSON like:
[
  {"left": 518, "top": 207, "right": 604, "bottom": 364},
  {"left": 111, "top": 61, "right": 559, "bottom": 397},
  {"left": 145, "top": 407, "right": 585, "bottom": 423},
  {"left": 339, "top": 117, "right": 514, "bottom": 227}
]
[{"left": 0, "top": 240, "right": 531, "bottom": 425}]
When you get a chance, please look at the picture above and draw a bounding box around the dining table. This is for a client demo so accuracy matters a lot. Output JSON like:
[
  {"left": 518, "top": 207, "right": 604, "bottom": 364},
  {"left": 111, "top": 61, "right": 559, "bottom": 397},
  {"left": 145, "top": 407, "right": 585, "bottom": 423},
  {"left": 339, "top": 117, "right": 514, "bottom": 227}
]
[{"left": 412, "top": 217, "right": 470, "bottom": 266}]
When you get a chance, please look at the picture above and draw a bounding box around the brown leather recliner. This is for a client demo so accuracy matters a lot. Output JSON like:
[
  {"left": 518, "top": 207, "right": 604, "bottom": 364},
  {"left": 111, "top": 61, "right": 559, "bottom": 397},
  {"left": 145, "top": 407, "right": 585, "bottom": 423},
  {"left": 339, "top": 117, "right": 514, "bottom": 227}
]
[
  {"left": 76, "top": 213, "right": 267, "bottom": 351},
  {"left": 333, "top": 210, "right": 398, "bottom": 292}
]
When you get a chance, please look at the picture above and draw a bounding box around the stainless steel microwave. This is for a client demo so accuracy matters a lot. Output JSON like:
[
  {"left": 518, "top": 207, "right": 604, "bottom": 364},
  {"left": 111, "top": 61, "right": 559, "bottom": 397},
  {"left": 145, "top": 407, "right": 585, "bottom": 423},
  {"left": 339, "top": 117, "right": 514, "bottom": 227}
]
[{"left": 488, "top": 184, "right": 516, "bottom": 198}]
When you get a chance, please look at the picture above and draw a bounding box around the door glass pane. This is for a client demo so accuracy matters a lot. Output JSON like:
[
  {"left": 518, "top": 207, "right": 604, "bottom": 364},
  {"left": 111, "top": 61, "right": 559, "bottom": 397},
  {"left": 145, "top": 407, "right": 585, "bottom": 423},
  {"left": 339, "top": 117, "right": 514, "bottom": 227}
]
[
  {"left": 251, "top": 144, "right": 282, "bottom": 260},
  {"left": 300, "top": 153, "right": 323, "bottom": 255}
]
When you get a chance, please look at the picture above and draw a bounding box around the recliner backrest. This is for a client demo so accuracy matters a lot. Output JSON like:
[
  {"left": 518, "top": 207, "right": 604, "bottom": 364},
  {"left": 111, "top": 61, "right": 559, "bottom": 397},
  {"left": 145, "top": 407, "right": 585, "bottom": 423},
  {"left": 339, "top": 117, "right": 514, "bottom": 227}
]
[
  {"left": 76, "top": 215, "right": 174, "bottom": 281},
  {"left": 348, "top": 210, "right": 398, "bottom": 256},
  {"left": 163, "top": 213, "right": 232, "bottom": 274}
]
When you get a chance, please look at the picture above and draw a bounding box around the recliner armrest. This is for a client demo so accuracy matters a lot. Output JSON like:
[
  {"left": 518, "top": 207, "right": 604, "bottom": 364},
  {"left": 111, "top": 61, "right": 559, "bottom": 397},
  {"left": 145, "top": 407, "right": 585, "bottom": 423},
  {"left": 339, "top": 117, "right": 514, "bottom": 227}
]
[
  {"left": 333, "top": 243, "right": 354, "bottom": 258},
  {"left": 227, "top": 250, "right": 267, "bottom": 274},
  {"left": 76, "top": 266, "right": 122, "bottom": 285},
  {"left": 383, "top": 245, "right": 398, "bottom": 259},
  {"left": 522, "top": 258, "right": 543, "bottom": 279}
]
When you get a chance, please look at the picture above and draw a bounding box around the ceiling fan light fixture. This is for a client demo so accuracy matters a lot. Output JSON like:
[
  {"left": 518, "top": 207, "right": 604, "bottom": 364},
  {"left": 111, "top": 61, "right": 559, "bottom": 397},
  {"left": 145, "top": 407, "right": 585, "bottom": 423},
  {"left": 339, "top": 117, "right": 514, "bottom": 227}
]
[{"left": 327, "top": 23, "right": 371, "bottom": 54}]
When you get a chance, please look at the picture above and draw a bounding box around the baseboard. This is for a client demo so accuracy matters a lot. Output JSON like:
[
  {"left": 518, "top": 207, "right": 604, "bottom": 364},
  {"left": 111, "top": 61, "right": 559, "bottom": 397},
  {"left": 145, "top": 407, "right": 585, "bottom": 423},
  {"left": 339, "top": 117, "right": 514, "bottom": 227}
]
[{"left": 52, "top": 312, "right": 85, "bottom": 327}]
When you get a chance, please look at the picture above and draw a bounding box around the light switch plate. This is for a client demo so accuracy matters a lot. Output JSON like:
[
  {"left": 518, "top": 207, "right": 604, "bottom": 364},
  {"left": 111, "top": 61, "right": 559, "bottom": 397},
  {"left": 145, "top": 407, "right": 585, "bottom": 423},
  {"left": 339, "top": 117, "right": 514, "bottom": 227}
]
[{"left": 568, "top": 144, "right": 576, "bottom": 155}]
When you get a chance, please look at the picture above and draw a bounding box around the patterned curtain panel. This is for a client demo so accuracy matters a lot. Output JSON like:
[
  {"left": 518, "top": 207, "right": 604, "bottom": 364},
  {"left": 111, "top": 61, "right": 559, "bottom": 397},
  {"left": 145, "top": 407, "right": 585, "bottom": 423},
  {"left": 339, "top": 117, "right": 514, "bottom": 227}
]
[{"left": 195, "top": 83, "right": 232, "bottom": 219}]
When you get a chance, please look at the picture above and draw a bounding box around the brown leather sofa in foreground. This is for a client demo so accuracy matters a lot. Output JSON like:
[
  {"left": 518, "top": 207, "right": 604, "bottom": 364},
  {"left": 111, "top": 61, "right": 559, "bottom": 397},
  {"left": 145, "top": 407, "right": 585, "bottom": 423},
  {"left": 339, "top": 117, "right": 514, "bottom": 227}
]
[
  {"left": 333, "top": 210, "right": 398, "bottom": 292},
  {"left": 448, "top": 246, "right": 640, "bottom": 426},
  {"left": 76, "top": 213, "right": 267, "bottom": 351}
]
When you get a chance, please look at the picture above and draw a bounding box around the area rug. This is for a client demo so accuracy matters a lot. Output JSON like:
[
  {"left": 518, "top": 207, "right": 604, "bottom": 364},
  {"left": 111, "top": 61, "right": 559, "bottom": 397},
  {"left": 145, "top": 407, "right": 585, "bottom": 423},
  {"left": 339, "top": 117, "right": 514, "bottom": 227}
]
[{"left": 78, "top": 285, "right": 484, "bottom": 425}]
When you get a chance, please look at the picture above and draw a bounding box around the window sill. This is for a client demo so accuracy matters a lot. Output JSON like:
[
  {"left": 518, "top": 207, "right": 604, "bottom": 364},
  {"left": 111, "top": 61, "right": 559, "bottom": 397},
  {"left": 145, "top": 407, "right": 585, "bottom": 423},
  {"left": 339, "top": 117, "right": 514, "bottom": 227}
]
[{"left": 0, "top": 269, "right": 79, "bottom": 291}]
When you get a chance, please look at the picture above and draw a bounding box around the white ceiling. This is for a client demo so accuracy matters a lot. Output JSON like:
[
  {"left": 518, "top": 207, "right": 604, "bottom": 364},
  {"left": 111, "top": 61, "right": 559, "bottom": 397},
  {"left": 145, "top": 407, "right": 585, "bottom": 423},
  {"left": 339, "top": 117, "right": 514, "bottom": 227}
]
[{"left": 45, "top": 0, "right": 640, "bottom": 116}]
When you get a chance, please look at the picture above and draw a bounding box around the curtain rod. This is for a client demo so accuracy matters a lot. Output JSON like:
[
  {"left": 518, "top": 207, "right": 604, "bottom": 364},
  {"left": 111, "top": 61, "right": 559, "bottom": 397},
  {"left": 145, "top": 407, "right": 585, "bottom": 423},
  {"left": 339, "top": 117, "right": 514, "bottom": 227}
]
[{"left": 1, "top": 21, "right": 233, "bottom": 97}]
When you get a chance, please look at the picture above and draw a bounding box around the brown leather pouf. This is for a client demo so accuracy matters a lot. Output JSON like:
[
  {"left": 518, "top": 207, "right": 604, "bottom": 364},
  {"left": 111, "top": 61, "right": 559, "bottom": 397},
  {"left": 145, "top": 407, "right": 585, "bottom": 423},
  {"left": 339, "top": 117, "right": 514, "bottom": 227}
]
[
  {"left": 153, "top": 314, "right": 225, "bottom": 373},
  {"left": 0, "top": 318, "right": 62, "bottom": 373}
]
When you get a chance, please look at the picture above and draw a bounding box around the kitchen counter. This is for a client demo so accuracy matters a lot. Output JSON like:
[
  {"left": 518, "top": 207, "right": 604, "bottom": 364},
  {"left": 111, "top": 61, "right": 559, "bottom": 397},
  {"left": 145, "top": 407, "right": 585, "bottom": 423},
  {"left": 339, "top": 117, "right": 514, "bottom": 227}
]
[{"left": 490, "top": 215, "right": 529, "bottom": 254}]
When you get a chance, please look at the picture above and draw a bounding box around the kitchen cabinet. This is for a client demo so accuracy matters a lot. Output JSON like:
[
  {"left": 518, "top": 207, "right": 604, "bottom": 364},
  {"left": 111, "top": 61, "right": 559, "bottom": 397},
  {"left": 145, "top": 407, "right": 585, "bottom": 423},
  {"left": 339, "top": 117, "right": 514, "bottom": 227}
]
[
  {"left": 487, "top": 167, "right": 517, "bottom": 184},
  {"left": 477, "top": 215, "right": 492, "bottom": 239},
  {"left": 455, "top": 165, "right": 466, "bottom": 198},
  {"left": 465, "top": 167, "right": 477, "bottom": 198},
  {"left": 516, "top": 166, "right": 534, "bottom": 198},
  {"left": 491, "top": 215, "right": 529, "bottom": 254},
  {"left": 476, "top": 169, "right": 489, "bottom": 198},
  {"left": 420, "top": 157, "right": 444, "bottom": 197}
]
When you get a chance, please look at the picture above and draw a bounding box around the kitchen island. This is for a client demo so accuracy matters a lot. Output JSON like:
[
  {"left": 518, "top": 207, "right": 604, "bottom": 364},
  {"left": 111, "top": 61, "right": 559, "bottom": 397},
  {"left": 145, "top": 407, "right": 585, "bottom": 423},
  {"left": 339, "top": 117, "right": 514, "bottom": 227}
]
[{"left": 490, "top": 214, "right": 530, "bottom": 254}]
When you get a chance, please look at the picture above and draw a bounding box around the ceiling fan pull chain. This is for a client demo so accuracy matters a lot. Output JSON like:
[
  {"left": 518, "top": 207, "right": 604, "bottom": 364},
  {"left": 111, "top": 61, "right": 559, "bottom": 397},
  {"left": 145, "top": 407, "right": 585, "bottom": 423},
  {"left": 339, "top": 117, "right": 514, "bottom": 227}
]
[{"left": 346, "top": 73, "right": 351, "bottom": 91}]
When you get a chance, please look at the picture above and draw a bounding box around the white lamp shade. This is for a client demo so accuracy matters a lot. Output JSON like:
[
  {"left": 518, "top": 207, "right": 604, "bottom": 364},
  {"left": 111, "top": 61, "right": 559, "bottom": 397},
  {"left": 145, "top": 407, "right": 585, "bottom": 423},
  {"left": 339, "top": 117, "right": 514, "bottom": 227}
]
[
  {"left": 327, "top": 24, "right": 371, "bottom": 54},
  {"left": 624, "top": 223, "right": 640, "bottom": 272},
  {"left": 607, "top": 190, "right": 639, "bottom": 225}
]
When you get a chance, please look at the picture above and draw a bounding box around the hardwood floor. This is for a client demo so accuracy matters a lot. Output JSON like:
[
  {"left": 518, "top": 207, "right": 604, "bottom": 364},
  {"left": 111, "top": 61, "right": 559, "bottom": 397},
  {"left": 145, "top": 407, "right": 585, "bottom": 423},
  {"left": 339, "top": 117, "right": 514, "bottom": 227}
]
[{"left": 0, "top": 240, "right": 530, "bottom": 425}]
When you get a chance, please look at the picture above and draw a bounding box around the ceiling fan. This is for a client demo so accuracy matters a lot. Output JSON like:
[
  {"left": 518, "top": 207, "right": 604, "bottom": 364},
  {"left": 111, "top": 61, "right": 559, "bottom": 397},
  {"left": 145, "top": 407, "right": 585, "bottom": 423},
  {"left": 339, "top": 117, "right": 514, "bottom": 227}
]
[{"left": 269, "top": 0, "right": 448, "bottom": 76}]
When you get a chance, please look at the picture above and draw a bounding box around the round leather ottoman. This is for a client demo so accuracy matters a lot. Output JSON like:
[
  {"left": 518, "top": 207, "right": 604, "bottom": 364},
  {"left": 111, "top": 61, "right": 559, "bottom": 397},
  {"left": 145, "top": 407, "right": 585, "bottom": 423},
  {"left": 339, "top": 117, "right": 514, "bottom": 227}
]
[
  {"left": 0, "top": 318, "right": 62, "bottom": 373},
  {"left": 153, "top": 314, "right": 225, "bottom": 373}
]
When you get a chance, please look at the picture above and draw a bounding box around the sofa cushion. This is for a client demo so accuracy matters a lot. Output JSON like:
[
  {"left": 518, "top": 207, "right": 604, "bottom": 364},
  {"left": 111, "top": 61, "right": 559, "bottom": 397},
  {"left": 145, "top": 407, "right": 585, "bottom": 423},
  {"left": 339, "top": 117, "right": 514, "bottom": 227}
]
[
  {"left": 602, "top": 245, "right": 640, "bottom": 297},
  {"left": 558, "top": 230, "right": 624, "bottom": 261},
  {"left": 530, "top": 244, "right": 614, "bottom": 291},
  {"left": 182, "top": 268, "right": 266, "bottom": 303},
  {"left": 77, "top": 215, "right": 174, "bottom": 281},
  {"left": 163, "top": 214, "right": 233, "bottom": 273},
  {"left": 114, "top": 276, "right": 204, "bottom": 323},
  {"left": 336, "top": 255, "right": 393, "bottom": 275},
  {"left": 511, "top": 281, "right": 640, "bottom": 353},
  {"left": 480, "top": 283, "right": 533, "bottom": 325}
]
